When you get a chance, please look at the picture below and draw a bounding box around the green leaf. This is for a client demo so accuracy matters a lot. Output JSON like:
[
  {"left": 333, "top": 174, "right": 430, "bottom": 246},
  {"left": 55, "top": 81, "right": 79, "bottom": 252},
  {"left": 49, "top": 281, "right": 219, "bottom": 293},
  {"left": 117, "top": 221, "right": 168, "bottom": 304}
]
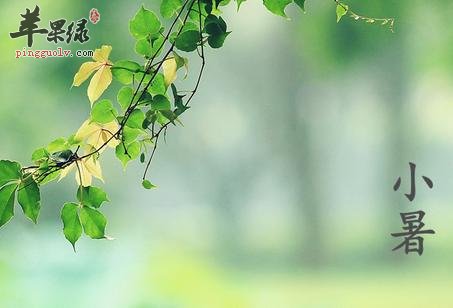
[
  {"left": 144, "top": 110, "right": 158, "bottom": 127},
  {"left": 135, "top": 36, "right": 166, "bottom": 58},
  {"left": 0, "top": 160, "right": 21, "bottom": 188},
  {"left": 123, "top": 127, "right": 143, "bottom": 145},
  {"left": 135, "top": 39, "right": 153, "bottom": 57},
  {"left": 263, "top": 0, "right": 292, "bottom": 17},
  {"left": 91, "top": 99, "right": 118, "bottom": 124},
  {"left": 142, "top": 179, "right": 156, "bottom": 189},
  {"left": 204, "top": 15, "right": 230, "bottom": 48},
  {"left": 46, "top": 138, "right": 68, "bottom": 153},
  {"left": 236, "top": 0, "right": 247, "bottom": 10},
  {"left": 77, "top": 186, "right": 109, "bottom": 208},
  {"left": 140, "top": 153, "right": 146, "bottom": 163},
  {"left": 150, "top": 35, "right": 165, "bottom": 58},
  {"left": 67, "top": 134, "right": 82, "bottom": 147},
  {"left": 0, "top": 184, "right": 17, "bottom": 228},
  {"left": 129, "top": 6, "right": 162, "bottom": 39},
  {"left": 175, "top": 30, "right": 200, "bottom": 52},
  {"left": 170, "top": 22, "right": 199, "bottom": 43},
  {"left": 79, "top": 207, "right": 107, "bottom": 239},
  {"left": 151, "top": 95, "right": 171, "bottom": 111},
  {"left": 138, "top": 91, "right": 153, "bottom": 105},
  {"left": 135, "top": 70, "right": 152, "bottom": 86},
  {"left": 171, "top": 84, "right": 189, "bottom": 115},
  {"left": 117, "top": 86, "right": 134, "bottom": 110},
  {"left": 142, "top": 117, "right": 153, "bottom": 129},
  {"left": 126, "top": 110, "right": 146, "bottom": 129},
  {"left": 17, "top": 177, "right": 40, "bottom": 224},
  {"left": 155, "top": 111, "right": 170, "bottom": 126},
  {"left": 161, "top": 0, "right": 183, "bottom": 19},
  {"left": 112, "top": 60, "right": 142, "bottom": 85},
  {"left": 160, "top": 110, "right": 178, "bottom": 125},
  {"left": 61, "top": 202, "right": 82, "bottom": 251},
  {"left": 31, "top": 148, "right": 49, "bottom": 163},
  {"left": 173, "top": 51, "right": 188, "bottom": 73},
  {"left": 208, "top": 31, "right": 230, "bottom": 48},
  {"left": 39, "top": 172, "right": 61, "bottom": 185},
  {"left": 118, "top": 88, "right": 151, "bottom": 111},
  {"left": 204, "top": 14, "right": 227, "bottom": 35},
  {"left": 189, "top": 2, "right": 208, "bottom": 20},
  {"left": 336, "top": 3, "right": 348, "bottom": 22},
  {"left": 294, "top": 0, "right": 305, "bottom": 11},
  {"left": 148, "top": 74, "right": 167, "bottom": 95},
  {"left": 37, "top": 162, "right": 61, "bottom": 185},
  {"left": 115, "top": 141, "right": 141, "bottom": 168}
]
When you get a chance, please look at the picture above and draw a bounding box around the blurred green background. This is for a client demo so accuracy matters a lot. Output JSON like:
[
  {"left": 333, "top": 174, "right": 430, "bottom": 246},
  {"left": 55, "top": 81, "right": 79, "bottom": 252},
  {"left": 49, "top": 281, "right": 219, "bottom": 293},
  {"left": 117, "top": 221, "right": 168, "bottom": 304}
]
[{"left": 1, "top": 0, "right": 453, "bottom": 307}]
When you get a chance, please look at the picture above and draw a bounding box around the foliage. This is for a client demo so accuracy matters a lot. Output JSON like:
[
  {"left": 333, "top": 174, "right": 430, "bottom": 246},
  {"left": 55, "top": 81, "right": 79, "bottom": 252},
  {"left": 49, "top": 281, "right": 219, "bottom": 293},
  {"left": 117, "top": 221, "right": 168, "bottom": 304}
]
[{"left": 0, "top": 0, "right": 393, "bottom": 249}]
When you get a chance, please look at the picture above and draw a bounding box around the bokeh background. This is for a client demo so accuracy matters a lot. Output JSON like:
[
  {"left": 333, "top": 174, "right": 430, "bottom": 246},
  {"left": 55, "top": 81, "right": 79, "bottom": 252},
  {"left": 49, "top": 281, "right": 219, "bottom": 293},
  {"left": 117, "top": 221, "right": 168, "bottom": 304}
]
[{"left": 1, "top": 0, "right": 453, "bottom": 307}]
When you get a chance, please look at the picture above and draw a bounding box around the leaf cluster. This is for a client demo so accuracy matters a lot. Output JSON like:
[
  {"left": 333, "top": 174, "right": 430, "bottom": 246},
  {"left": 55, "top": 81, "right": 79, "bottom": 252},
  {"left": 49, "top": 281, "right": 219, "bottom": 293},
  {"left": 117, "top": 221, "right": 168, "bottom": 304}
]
[{"left": 0, "top": 0, "right": 393, "bottom": 249}]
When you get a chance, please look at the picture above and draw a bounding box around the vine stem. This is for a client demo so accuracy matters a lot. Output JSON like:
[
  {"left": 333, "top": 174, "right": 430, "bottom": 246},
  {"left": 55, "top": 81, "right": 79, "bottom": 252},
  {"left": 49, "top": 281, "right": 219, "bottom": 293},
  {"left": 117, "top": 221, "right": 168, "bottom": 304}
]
[
  {"left": 141, "top": 0, "right": 206, "bottom": 180},
  {"left": 332, "top": 0, "right": 395, "bottom": 32},
  {"left": 142, "top": 134, "right": 159, "bottom": 181}
]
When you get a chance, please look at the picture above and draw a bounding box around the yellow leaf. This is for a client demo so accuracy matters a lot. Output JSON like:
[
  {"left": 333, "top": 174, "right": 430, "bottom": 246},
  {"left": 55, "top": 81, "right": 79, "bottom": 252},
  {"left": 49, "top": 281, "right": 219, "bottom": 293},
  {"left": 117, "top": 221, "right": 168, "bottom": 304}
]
[
  {"left": 93, "top": 45, "right": 112, "bottom": 63},
  {"left": 75, "top": 120, "right": 99, "bottom": 140},
  {"left": 77, "top": 162, "right": 93, "bottom": 187},
  {"left": 88, "top": 65, "right": 112, "bottom": 104},
  {"left": 75, "top": 120, "right": 120, "bottom": 150},
  {"left": 72, "top": 45, "right": 113, "bottom": 104},
  {"left": 79, "top": 156, "right": 104, "bottom": 186},
  {"left": 59, "top": 156, "right": 104, "bottom": 187},
  {"left": 59, "top": 163, "right": 74, "bottom": 182},
  {"left": 162, "top": 57, "right": 178, "bottom": 87},
  {"left": 73, "top": 62, "right": 102, "bottom": 87}
]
